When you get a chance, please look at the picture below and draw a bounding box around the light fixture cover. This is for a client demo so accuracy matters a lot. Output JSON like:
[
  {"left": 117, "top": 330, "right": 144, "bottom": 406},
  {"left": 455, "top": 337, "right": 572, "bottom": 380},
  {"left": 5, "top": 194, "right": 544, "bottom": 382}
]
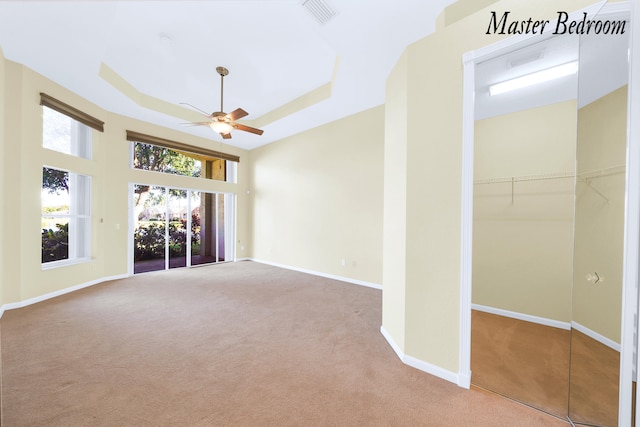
[
  {"left": 489, "top": 61, "right": 578, "bottom": 96},
  {"left": 209, "top": 121, "right": 233, "bottom": 134}
]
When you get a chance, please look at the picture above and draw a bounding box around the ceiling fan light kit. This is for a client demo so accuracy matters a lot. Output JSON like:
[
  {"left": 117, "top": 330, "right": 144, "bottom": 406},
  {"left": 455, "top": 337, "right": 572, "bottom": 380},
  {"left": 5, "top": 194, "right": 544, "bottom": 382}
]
[
  {"left": 182, "top": 66, "right": 264, "bottom": 139},
  {"left": 209, "top": 121, "right": 233, "bottom": 134}
]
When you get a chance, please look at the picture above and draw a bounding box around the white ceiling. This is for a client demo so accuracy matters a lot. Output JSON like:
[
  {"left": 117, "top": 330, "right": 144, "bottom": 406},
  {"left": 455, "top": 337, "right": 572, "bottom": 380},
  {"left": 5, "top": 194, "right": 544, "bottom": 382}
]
[
  {"left": 0, "top": 1, "right": 630, "bottom": 150},
  {"left": 0, "top": 0, "right": 455, "bottom": 150}
]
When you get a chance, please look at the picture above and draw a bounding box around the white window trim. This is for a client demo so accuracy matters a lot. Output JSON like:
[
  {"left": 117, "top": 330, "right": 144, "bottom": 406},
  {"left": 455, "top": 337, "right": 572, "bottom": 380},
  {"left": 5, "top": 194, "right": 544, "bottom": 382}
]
[
  {"left": 41, "top": 257, "right": 93, "bottom": 271},
  {"left": 41, "top": 170, "right": 92, "bottom": 268}
]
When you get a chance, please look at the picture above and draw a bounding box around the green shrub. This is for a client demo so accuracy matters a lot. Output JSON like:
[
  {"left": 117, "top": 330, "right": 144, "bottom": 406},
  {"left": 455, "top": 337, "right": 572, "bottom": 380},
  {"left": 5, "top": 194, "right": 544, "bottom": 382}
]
[
  {"left": 42, "top": 223, "right": 69, "bottom": 263},
  {"left": 134, "top": 222, "right": 165, "bottom": 261},
  {"left": 134, "top": 214, "right": 201, "bottom": 261}
]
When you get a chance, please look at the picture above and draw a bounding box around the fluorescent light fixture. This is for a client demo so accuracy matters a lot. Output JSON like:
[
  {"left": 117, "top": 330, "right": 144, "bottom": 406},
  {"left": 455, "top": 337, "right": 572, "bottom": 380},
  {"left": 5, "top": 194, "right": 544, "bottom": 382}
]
[{"left": 489, "top": 61, "right": 578, "bottom": 96}]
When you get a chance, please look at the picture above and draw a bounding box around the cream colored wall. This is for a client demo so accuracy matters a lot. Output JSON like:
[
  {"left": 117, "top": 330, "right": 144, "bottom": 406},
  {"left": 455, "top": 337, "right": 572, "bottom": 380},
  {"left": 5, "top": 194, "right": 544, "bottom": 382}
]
[
  {"left": 382, "top": 0, "right": 594, "bottom": 375},
  {"left": 572, "top": 85, "right": 628, "bottom": 343},
  {"left": 473, "top": 101, "right": 577, "bottom": 323},
  {"left": 3, "top": 60, "right": 23, "bottom": 305},
  {"left": 0, "top": 47, "right": 5, "bottom": 307},
  {"left": 1, "top": 59, "right": 250, "bottom": 304},
  {"left": 382, "top": 51, "right": 409, "bottom": 348},
  {"left": 250, "top": 106, "right": 384, "bottom": 285}
]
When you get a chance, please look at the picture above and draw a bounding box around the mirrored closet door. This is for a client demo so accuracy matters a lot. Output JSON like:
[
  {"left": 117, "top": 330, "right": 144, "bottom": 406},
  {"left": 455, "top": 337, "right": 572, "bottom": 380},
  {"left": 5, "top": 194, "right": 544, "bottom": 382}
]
[
  {"left": 469, "top": 2, "right": 630, "bottom": 425},
  {"left": 569, "top": 3, "right": 629, "bottom": 425}
]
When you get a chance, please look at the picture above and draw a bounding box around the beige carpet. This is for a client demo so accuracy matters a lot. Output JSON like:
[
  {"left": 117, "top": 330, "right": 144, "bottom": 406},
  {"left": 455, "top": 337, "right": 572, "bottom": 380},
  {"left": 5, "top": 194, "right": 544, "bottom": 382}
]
[{"left": 1, "top": 261, "right": 567, "bottom": 426}]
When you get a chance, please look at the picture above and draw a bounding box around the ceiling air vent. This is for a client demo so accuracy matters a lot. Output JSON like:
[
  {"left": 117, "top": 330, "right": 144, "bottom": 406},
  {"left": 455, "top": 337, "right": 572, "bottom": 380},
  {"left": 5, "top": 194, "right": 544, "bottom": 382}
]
[{"left": 302, "top": 0, "right": 336, "bottom": 25}]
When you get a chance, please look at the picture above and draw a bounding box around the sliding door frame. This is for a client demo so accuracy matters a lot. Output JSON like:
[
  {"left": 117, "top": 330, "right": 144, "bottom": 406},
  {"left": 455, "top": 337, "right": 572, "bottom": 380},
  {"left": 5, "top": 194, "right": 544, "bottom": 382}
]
[{"left": 128, "top": 183, "right": 237, "bottom": 275}]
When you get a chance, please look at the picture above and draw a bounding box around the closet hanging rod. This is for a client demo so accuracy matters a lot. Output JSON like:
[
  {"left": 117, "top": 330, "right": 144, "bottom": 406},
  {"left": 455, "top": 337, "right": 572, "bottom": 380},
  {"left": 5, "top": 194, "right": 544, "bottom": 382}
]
[
  {"left": 577, "top": 165, "right": 625, "bottom": 180},
  {"left": 474, "top": 165, "right": 626, "bottom": 186},
  {"left": 474, "top": 172, "right": 574, "bottom": 185}
]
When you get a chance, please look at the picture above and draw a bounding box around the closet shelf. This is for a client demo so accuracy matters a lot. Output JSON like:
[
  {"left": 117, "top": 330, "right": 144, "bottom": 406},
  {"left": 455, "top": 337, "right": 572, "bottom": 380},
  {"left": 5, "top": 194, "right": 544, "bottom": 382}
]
[
  {"left": 577, "top": 165, "right": 626, "bottom": 180},
  {"left": 474, "top": 165, "right": 626, "bottom": 186},
  {"left": 474, "top": 172, "right": 574, "bottom": 185}
]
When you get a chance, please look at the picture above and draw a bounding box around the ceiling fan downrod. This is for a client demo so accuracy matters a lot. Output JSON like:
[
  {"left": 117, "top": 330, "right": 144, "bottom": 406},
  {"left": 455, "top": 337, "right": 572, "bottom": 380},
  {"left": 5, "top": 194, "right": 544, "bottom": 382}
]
[{"left": 216, "top": 66, "right": 229, "bottom": 113}]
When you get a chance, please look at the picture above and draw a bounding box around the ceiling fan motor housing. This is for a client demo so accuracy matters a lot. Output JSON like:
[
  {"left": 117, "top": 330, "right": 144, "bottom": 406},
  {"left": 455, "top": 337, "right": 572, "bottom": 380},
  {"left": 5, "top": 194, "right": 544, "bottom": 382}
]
[{"left": 182, "top": 65, "right": 263, "bottom": 138}]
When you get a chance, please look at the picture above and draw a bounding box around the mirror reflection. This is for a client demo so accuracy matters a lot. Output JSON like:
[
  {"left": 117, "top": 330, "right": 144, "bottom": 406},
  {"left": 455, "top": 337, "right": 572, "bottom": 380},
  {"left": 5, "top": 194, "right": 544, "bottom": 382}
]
[
  {"left": 569, "top": 3, "right": 629, "bottom": 425},
  {"left": 469, "top": 2, "right": 630, "bottom": 425}
]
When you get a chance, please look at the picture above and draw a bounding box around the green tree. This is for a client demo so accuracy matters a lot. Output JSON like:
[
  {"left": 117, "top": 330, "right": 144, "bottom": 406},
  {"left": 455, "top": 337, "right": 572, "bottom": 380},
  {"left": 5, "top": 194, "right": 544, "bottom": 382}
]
[
  {"left": 133, "top": 143, "right": 200, "bottom": 176},
  {"left": 133, "top": 143, "right": 201, "bottom": 211},
  {"left": 42, "top": 167, "right": 68, "bottom": 194}
]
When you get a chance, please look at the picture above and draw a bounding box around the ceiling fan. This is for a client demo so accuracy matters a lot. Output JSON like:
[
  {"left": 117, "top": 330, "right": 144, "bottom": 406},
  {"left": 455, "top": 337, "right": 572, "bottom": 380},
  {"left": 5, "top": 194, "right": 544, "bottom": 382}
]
[{"left": 182, "top": 66, "right": 263, "bottom": 139}]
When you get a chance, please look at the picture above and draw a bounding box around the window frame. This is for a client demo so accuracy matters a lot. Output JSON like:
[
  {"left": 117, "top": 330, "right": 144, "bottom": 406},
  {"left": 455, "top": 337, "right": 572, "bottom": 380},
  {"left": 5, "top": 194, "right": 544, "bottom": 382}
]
[
  {"left": 131, "top": 141, "right": 203, "bottom": 179},
  {"left": 41, "top": 167, "right": 92, "bottom": 269},
  {"left": 127, "top": 130, "right": 239, "bottom": 183},
  {"left": 40, "top": 93, "right": 104, "bottom": 132},
  {"left": 42, "top": 105, "right": 94, "bottom": 159},
  {"left": 40, "top": 93, "right": 101, "bottom": 270}
]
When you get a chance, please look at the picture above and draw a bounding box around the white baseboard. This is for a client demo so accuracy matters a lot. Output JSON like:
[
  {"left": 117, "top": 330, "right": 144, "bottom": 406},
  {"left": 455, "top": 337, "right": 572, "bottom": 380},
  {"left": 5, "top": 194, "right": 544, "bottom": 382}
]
[
  {"left": 379, "top": 324, "right": 404, "bottom": 360},
  {"left": 379, "top": 325, "right": 466, "bottom": 388},
  {"left": 248, "top": 258, "right": 382, "bottom": 290},
  {"left": 571, "top": 321, "right": 621, "bottom": 352},
  {"left": 471, "top": 303, "right": 571, "bottom": 330},
  {"left": 0, "top": 273, "right": 129, "bottom": 319},
  {"left": 471, "top": 304, "right": 620, "bottom": 352}
]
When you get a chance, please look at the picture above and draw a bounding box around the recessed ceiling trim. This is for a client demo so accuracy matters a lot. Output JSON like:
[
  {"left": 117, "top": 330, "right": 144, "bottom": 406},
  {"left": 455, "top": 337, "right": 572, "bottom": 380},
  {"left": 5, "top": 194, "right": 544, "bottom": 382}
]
[
  {"left": 243, "top": 56, "right": 340, "bottom": 128},
  {"left": 99, "top": 62, "right": 202, "bottom": 122}
]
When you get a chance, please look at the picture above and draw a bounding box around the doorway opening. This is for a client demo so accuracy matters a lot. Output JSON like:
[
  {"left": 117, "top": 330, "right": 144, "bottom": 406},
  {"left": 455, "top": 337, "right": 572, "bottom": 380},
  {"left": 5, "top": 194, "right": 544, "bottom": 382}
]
[{"left": 460, "top": 1, "right": 635, "bottom": 425}]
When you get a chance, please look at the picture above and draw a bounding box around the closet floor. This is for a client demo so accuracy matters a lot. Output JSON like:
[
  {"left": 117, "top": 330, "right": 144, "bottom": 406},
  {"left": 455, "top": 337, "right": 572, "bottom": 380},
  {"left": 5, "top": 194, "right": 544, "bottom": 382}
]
[
  {"left": 471, "top": 310, "right": 571, "bottom": 419},
  {"left": 471, "top": 310, "right": 621, "bottom": 425}
]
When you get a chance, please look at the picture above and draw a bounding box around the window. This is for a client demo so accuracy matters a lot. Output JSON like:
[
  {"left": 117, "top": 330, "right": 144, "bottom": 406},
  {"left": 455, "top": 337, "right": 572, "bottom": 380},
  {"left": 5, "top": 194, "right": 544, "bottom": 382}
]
[
  {"left": 41, "top": 167, "right": 91, "bottom": 265},
  {"left": 40, "top": 93, "right": 103, "bottom": 159},
  {"left": 42, "top": 106, "right": 93, "bottom": 159},
  {"left": 127, "top": 131, "right": 239, "bottom": 183},
  {"left": 132, "top": 142, "right": 202, "bottom": 178},
  {"left": 39, "top": 93, "right": 101, "bottom": 267}
]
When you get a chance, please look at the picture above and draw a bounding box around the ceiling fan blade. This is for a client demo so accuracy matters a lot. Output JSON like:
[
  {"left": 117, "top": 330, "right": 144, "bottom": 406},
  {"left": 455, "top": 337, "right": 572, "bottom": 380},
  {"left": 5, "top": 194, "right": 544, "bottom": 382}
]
[
  {"left": 221, "top": 132, "right": 232, "bottom": 139},
  {"left": 234, "top": 123, "right": 264, "bottom": 135},
  {"left": 181, "top": 121, "right": 212, "bottom": 126},
  {"left": 226, "top": 108, "right": 249, "bottom": 121},
  {"left": 179, "top": 102, "right": 211, "bottom": 117}
]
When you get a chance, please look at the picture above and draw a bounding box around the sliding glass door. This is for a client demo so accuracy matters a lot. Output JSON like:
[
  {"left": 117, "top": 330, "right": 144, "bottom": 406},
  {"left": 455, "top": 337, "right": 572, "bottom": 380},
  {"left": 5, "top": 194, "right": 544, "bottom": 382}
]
[
  {"left": 168, "top": 189, "right": 188, "bottom": 269},
  {"left": 132, "top": 185, "right": 235, "bottom": 274}
]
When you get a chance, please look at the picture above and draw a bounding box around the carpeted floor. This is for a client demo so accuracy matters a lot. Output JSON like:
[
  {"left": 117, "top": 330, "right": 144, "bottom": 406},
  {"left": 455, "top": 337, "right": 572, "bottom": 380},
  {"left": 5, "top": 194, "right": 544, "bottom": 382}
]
[{"left": 1, "top": 261, "right": 567, "bottom": 426}]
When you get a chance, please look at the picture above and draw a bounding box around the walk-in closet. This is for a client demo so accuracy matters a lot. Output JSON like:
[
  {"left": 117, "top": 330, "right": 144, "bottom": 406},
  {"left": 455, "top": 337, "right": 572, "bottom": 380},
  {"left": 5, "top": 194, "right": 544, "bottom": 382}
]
[{"left": 469, "top": 3, "right": 631, "bottom": 425}]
